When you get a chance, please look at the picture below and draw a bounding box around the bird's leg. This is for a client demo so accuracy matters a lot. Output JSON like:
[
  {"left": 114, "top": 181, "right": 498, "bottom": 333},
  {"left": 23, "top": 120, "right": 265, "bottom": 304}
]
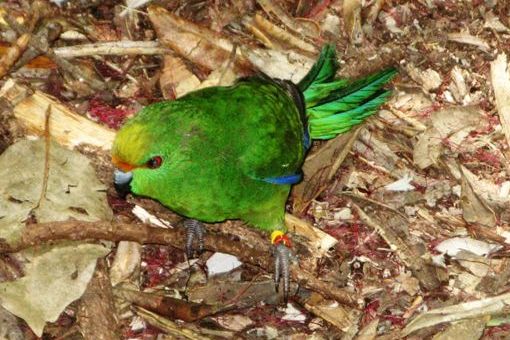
[
  {"left": 183, "top": 219, "right": 206, "bottom": 258},
  {"left": 271, "top": 230, "right": 292, "bottom": 302}
]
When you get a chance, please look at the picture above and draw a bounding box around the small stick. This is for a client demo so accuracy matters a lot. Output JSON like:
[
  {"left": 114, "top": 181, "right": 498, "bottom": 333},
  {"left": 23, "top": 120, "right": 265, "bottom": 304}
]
[
  {"left": 53, "top": 41, "right": 170, "bottom": 58},
  {"left": 0, "top": 220, "right": 358, "bottom": 306},
  {"left": 35, "top": 105, "right": 51, "bottom": 209}
]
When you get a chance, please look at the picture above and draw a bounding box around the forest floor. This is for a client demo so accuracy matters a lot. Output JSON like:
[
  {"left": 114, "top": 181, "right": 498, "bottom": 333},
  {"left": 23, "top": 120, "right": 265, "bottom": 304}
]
[{"left": 0, "top": 0, "right": 509, "bottom": 339}]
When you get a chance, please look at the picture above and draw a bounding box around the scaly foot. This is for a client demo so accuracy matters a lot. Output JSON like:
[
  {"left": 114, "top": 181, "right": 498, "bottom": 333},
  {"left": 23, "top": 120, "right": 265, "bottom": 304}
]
[
  {"left": 271, "top": 231, "right": 292, "bottom": 302},
  {"left": 184, "top": 219, "right": 206, "bottom": 258}
]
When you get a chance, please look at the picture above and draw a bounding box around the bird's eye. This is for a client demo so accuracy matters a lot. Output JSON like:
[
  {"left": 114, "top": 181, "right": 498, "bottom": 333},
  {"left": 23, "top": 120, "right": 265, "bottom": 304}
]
[{"left": 147, "top": 156, "right": 163, "bottom": 169}]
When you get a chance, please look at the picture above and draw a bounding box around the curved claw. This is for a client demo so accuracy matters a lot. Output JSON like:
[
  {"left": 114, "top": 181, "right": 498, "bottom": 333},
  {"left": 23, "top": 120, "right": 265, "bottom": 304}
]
[
  {"left": 184, "top": 219, "right": 205, "bottom": 258},
  {"left": 274, "top": 243, "right": 291, "bottom": 302}
]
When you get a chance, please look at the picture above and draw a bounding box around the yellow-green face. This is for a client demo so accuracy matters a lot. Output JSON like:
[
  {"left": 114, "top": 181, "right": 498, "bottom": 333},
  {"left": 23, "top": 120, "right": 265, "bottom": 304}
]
[
  {"left": 112, "top": 122, "right": 152, "bottom": 172},
  {"left": 111, "top": 118, "right": 171, "bottom": 199}
]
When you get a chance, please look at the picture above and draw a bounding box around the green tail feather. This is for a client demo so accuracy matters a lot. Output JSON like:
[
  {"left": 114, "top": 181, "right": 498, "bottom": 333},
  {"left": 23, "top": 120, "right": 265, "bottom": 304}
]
[{"left": 299, "top": 44, "right": 397, "bottom": 140}]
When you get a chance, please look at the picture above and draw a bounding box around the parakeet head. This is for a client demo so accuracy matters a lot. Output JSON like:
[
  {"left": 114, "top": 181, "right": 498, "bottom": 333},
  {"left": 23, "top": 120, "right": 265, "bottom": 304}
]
[{"left": 111, "top": 103, "right": 179, "bottom": 199}]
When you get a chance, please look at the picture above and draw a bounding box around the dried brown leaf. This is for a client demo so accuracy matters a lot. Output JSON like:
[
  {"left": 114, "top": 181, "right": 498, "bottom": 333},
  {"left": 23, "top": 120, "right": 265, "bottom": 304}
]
[
  {"left": 413, "top": 106, "right": 484, "bottom": 169},
  {"left": 291, "top": 127, "right": 361, "bottom": 213},
  {"left": 148, "top": 5, "right": 252, "bottom": 75},
  {"left": 406, "top": 64, "right": 442, "bottom": 92},
  {"left": 244, "top": 14, "right": 317, "bottom": 54},
  {"left": 343, "top": 0, "right": 363, "bottom": 45},
  {"left": 256, "top": 0, "right": 320, "bottom": 39},
  {"left": 159, "top": 55, "right": 201, "bottom": 99},
  {"left": 448, "top": 32, "right": 490, "bottom": 52},
  {"left": 403, "top": 293, "right": 503, "bottom": 336}
]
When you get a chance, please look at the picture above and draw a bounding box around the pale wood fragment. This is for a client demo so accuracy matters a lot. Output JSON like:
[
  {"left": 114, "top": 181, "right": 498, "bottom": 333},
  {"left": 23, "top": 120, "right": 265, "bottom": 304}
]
[{"left": 0, "top": 79, "right": 115, "bottom": 150}]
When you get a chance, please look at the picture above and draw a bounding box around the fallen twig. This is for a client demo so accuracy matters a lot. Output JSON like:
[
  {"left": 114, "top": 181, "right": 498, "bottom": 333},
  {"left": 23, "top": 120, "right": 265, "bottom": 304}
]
[
  {"left": 53, "top": 41, "right": 170, "bottom": 58},
  {"left": 133, "top": 306, "right": 208, "bottom": 340},
  {"left": 77, "top": 259, "right": 120, "bottom": 339},
  {"left": 115, "top": 288, "right": 231, "bottom": 322},
  {"left": 0, "top": 220, "right": 358, "bottom": 306}
]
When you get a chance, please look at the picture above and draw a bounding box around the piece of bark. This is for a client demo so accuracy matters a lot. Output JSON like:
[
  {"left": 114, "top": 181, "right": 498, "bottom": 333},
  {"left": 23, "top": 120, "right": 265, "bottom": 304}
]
[
  {"left": 0, "top": 79, "right": 115, "bottom": 150},
  {"left": 285, "top": 213, "right": 337, "bottom": 256},
  {"left": 302, "top": 292, "right": 361, "bottom": 332},
  {"left": 77, "top": 258, "right": 120, "bottom": 340},
  {"left": 115, "top": 288, "right": 230, "bottom": 322}
]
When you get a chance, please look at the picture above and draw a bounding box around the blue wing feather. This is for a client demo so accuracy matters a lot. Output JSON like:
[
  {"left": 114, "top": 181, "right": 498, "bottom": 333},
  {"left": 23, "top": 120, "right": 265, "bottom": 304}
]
[{"left": 261, "top": 173, "right": 302, "bottom": 185}]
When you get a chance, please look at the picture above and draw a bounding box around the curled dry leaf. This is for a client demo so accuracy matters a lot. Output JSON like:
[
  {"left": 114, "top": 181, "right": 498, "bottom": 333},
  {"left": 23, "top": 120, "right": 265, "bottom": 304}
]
[
  {"left": 449, "top": 66, "right": 468, "bottom": 104},
  {"left": 213, "top": 314, "right": 254, "bottom": 332},
  {"left": 304, "top": 292, "right": 361, "bottom": 332},
  {"left": 483, "top": 11, "right": 510, "bottom": 33},
  {"left": 462, "top": 165, "right": 509, "bottom": 217},
  {"left": 447, "top": 31, "right": 490, "bottom": 52},
  {"left": 343, "top": 0, "right": 363, "bottom": 45},
  {"left": 461, "top": 166, "right": 497, "bottom": 227},
  {"left": 435, "top": 237, "right": 502, "bottom": 258}
]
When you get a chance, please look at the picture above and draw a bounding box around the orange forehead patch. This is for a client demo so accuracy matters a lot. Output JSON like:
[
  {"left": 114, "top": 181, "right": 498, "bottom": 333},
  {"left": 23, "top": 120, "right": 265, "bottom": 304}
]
[{"left": 112, "top": 155, "right": 136, "bottom": 172}]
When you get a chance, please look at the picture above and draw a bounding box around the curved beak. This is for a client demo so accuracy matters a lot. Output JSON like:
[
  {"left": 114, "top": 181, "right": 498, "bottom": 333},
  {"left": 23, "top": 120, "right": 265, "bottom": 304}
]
[{"left": 114, "top": 169, "right": 133, "bottom": 198}]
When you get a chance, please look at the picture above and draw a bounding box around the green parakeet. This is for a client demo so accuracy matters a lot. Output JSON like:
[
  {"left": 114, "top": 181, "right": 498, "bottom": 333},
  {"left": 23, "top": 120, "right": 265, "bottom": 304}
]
[{"left": 112, "top": 44, "right": 396, "bottom": 298}]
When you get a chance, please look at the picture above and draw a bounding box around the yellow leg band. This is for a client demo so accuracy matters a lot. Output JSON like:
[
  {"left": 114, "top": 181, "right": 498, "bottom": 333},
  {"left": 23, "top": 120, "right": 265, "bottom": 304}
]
[{"left": 271, "top": 230, "right": 285, "bottom": 244}]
